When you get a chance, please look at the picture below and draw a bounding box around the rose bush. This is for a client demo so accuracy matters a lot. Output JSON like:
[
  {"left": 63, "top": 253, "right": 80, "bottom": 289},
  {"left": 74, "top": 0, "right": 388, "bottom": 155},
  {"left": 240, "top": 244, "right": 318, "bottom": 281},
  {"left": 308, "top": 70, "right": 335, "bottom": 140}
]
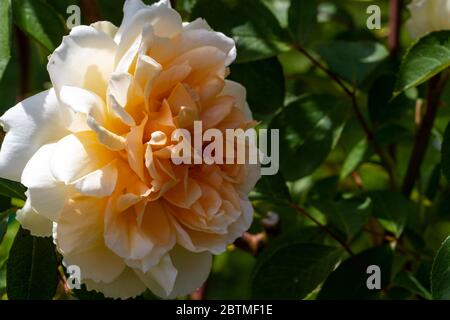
[{"left": 0, "top": 0, "right": 259, "bottom": 299}]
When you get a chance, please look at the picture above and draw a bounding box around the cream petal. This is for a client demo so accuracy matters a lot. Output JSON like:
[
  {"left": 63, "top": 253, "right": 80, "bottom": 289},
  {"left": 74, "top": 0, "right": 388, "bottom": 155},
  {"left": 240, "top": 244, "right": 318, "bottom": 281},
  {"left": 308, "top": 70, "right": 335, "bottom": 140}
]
[
  {"left": 115, "top": 0, "right": 149, "bottom": 43},
  {"left": 63, "top": 246, "right": 126, "bottom": 284},
  {"left": 163, "top": 178, "right": 202, "bottom": 209},
  {"left": 91, "top": 21, "right": 119, "bottom": 38},
  {"left": 181, "top": 28, "right": 236, "bottom": 66},
  {"left": 57, "top": 197, "right": 126, "bottom": 283},
  {"left": 108, "top": 74, "right": 136, "bottom": 126},
  {"left": 116, "top": 0, "right": 179, "bottom": 44},
  {"left": 139, "top": 200, "right": 176, "bottom": 246},
  {"left": 168, "top": 214, "right": 226, "bottom": 254},
  {"left": 87, "top": 117, "right": 127, "bottom": 151},
  {"left": 21, "top": 143, "right": 70, "bottom": 222},
  {"left": 238, "top": 164, "right": 261, "bottom": 195},
  {"left": 73, "top": 161, "right": 118, "bottom": 197},
  {"left": 226, "top": 198, "right": 254, "bottom": 243},
  {"left": 104, "top": 196, "right": 156, "bottom": 260},
  {"left": 0, "top": 89, "right": 69, "bottom": 181},
  {"left": 183, "top": 18, "right": 212, "bottom": 32},
  {"left": 16, "top": 197, "right": 53, "bottom": 237},
  {"left": 201, "top": 96, "right": 234, "bottom": 129},
  {"left": 221, "top": 80, "right": 253, "bottom": 121},
  {"left": 167, "top": 247, "right": 212, "bottom": 299},
  {"left": 50, "top": 131, "right": 116, "bottom": 184},
  {"left": 125, "top": 243, "right": 169, "bottom": 273},
  {"left": 134, "top": 254, "right": 177, "bottom": 297},
  {"left": 126, "top": 119, "right": 147, "bottom": 182},
  {"left": 48, "top": 25, "right": 117, "bottom": 98},
  {"left": 59, "top": 86, "right": 106, "bottom": 124},
  {"left": 84, "top": 267, "right": 146, "bottom": 299}
]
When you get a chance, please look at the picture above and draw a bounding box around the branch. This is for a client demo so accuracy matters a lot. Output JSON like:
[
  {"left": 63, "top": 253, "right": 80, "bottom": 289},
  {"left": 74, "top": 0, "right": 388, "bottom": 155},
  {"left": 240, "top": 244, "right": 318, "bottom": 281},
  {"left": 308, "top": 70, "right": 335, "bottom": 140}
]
[
  {"left": 402, "top": 73, "right": 449, "bottom": 197},
  {"left": 289, "top": 202, "right": 355, "bottom": 257},
  {"left": 294, "top": 45, "right": 397, "bottom": 187},
  {"left": 388, "top": 0, "right": 402, "bottom": 57}
]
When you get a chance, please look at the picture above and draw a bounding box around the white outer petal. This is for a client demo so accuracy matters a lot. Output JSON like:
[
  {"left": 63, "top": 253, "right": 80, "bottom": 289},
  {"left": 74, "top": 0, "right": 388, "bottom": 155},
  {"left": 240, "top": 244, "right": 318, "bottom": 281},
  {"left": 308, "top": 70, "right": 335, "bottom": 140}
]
[
  {"left": 16, "top": 197, "right": 53, "bottom": 237},
  {"left": 84, "top": 268, "right": 146, "bottom": 299},
  {"left": 21, "top": 143, "right": 70, "bottom": 222},
  {"left": 48, "top": 25, "right": 117, "bottom": 98},
  {"left": 0, "top": 89, "right": 69, "bottom": 181}
]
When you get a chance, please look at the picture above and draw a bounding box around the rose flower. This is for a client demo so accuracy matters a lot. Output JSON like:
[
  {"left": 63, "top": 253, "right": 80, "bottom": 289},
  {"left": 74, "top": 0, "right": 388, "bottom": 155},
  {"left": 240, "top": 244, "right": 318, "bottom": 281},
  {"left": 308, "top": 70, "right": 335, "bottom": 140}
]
[{"left": 0, "top": 0, "right": 260, "bottom": 299}]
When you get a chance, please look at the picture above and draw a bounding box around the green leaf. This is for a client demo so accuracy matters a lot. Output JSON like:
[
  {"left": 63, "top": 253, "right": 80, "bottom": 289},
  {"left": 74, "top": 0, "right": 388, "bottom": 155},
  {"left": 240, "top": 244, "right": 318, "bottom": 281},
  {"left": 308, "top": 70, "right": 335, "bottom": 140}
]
[
  {"left": 191, "top": 0, "right": 290, "bottom": 63},
  {"left": 393, "top": 272, "right": 432, "bottom": 299},
  {"left": 340, "top": 138, "right": 370, "bottom": 179},
  {"left": 395, "top": 31, "right": 450, "bottom": 96},
  {"left": 431, "top": 236, "right": 450, "bottom": 299},
  {"left": 313, "top": 197, "right": 372, "bottom": 239},
  {"left": 369, "top": 191, "right": 411, "bottom": 237},
  {"left": 0, "top": 261, "right": 6, "bottom": 296},
  {"left": 288, "top": 0, "right": 317, "bottom": 45},
  {"left": 0, "top": 178, "right": 26, "bottom": 200},
  {"left": 6, "top": 227, "right": 58, "bottom": 300},
  {"left": 0, "top": 210, "right": 11, "bottom": 245},
  {"left": 0, "top": 0, "right": 12, "bottom": 80},
  {"left": 12, "top": 0, "right": 66, "bottom": 52},
  {"left": 251, "top": 243, "right": 341, "bottom": 299},
  {"left": 316, "top": 41, "right": 388, "bottom": 86},
  {"left": 73, "top": 284, "right": 111, "bottom": 300},
  {"left": 251, "top": 171, "right": 291, "bottom": 203},
  {"left": 206, "top": 249, "right": 255, "bottom": 299},
  {"left": 368, "top": 73, "right": 417, "bottom": 127},
  {"left": 229, "top": 57, "right": 285, "bottom": 114},
  {"left": 270, "top": 95, "right": 349, "bottom": 181},
  {"left": 318, "top": 245, "right": 394, "bottom": 299},
  {"left": 442, "top": 121, "right": 450, "bottom": 182}
]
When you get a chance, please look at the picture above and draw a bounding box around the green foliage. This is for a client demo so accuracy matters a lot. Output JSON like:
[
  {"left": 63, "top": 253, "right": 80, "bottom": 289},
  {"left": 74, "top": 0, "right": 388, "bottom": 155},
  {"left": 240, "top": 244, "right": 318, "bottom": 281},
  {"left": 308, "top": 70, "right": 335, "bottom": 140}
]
[
  {"left": 0, "top": 179, "right": 26, "bottom": 201},
  {"left": 271, "top": 95, "right": 349, "bottom": 181},
  {"left": 6, "top": 227, "right": 58, "bottom": 300},
  {"left": 316, "top": 41, "right": 389, "bottom": 86},
  {"left": 318, "top": 246, "right": 394, "bottom": 299},
  {"left": 369, "top": 191, "right": 412, "bottom": 237},
  {"left": 252, "top": 243, "right": 342, "bottom": 299},
  {"left": 431, "top": 236, "right": 450, "bottom": 299},
  {"left": 229, "top": 57, "right": 285, "bottom": 114},
  {"left": 191, "top": 0, "right": 290, "bottom": 63},
  {"left": 313, "top": 197, "right": 372, "bottom": 240},
  {"left": 288, "top": 0, "right": 317, "bottom": 46},
  {"left": 0, "top": 0, "right": 12, "bottom": 80},
  {"left": 442, "top": 122, "right": 450, "bottom": 182},
  {"left": 12, "top": 0, "right": 66, "bottom": 52},
  {"left": 395, "top": 31, "right": 450, "bottom": 96},
  {"left": 0, "top": 210, "right": 11, "bottom": 245}
]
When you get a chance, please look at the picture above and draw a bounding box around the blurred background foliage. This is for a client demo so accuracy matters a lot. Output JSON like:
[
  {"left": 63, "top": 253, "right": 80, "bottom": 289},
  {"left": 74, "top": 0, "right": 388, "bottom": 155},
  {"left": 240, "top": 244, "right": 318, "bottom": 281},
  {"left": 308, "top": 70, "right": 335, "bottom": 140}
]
[{"left": 1, "top": 0, "right": 450, "bottom": 300}]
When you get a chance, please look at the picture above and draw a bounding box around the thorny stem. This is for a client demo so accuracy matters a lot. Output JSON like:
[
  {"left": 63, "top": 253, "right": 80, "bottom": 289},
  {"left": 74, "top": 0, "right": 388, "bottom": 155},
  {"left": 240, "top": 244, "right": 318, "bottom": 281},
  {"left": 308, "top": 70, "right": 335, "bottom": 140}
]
[
  {"left": 294, "top": 45, "right": 398, "bottom": 188},
  {"left": 402, "top": 73, "right": 449, "bottom": 197}
]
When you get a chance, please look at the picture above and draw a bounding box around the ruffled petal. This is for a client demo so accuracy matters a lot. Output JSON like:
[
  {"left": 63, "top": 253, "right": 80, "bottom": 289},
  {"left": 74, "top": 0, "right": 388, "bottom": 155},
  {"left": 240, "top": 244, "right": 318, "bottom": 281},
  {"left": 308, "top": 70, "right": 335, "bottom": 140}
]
[
  {"left": 0, "top": 89, "right": 69, "bottom": 181},
  {"left": 48, "top": 26, "right": 117, "bottom": 98}
]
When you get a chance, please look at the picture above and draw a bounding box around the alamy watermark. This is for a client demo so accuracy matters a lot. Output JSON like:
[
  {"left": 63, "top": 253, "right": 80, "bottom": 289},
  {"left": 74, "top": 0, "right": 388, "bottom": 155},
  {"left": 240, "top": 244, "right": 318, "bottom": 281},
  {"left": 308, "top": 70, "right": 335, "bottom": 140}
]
[{"left": 170, "top": 121, "right": 279, "bottom": 176}]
